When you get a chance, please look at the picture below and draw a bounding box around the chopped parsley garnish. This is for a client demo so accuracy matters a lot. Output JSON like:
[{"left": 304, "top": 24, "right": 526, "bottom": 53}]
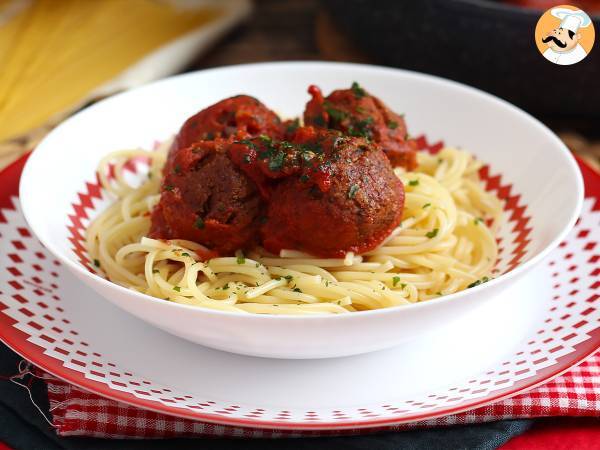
[
  {"left": 387, "top": 120, "right": 398, "bottom": 129},
  {"left": 174, "top": 164, "right": 182, "bottom": 175},
  {"left": 93, "top": 259, "right": 100, "bottom": 267},
  {"left": 222, "top": 283, "right": 230, "bottom": 290},
  {"left": 348, "top": 184, "right": 359, "bottom": 199},
  {"left": 425, "top": 228, "right": 439, "bottom": 238},
  {"left": 147, "top": 172, "right": 153, "bottom": 179},
  {"left": 236, "top": 139, "right": 259, "bottom": 151},
  {"left": 474, "top": 218, "right": 484, "bottom": 225},
  {"left": 243, "top": 154, "right": 251, "bottom": 164},
  {"left": 408, "top": 179, "right": 419, "bottom": 187},
  {"left": 293, "top": 287, "right": 302, "bottom": 293},
  {"left": 164, "top": 184, "right": 174, "bottom": 191},
  {"left": 467, "top": 276, "right": 491, "bottom": 289},
  {"left": 268, "top": 151, "right": 286, "bottom": 172},
  {"left": 205, "top": 131, "right": 215, "bottom": 140},
  {"left": 236, "top": 254, "right": 245, "bottom": 265},
  {"left": 436, "top": 291, "right": 442, "bottom": 296},
  {"left": 326, "top": 107, "right": 347, "bottom": 122},
  {"left": 348, "top": 117, "right": 373, "bottom": 138},
  {"left": 283, "top": 275, "right": 293, "bottom": 281},
  {"left": 173, "top": 286, "right": 181, "bottom": 292},
  {"left": 300, "top": 174, "right": 310, "bottom": 183},
  {"left": 152, "top": 269, "right": 159, "bottom": 274},
  {"left": 423, "top": 203, "right": 431, "bottom": 209},
  {"left": 259, "top": 134, "right": 272, "bottom": 144},
  {"left": 195, "top": 217, "right": 205, "bottom": 229},
  {"left": 181, "top": 252, "right": 190, "bottom": 257},
  {"left": 351, "top": 81, "right": 366, "bottom": 99},
  {"left": 392, "top": 276, "right": 401, "bottom": 287},
  {"left": 400, "top": 283, "right": 407, "bottom": 289},
  {"left": 355, "top": 106, "right": 367, "bottom": 114}
]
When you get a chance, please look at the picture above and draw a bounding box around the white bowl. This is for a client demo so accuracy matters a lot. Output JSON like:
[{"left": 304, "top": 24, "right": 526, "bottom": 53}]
[{"left": 19, "top": 62, "right": 583, "bottom": 359}]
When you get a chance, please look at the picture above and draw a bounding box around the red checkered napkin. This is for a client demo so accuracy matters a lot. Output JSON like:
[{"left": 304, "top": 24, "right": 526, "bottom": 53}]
[{"left": 40, "top": 352, "right": 600, "bottom": 438}]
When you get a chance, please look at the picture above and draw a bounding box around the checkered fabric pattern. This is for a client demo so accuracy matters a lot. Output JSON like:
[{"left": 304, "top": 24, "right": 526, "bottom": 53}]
[{"left": 39, "top": 352, "right": 600, "bottom": 438}]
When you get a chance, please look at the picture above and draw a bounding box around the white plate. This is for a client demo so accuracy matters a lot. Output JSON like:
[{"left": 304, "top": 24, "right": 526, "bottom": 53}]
[
  {"left": 17, "top": 62, "right": 583, "bottom": 358},
  {"left": 1, "top": 155, "right": 599, "bottom": 429}
]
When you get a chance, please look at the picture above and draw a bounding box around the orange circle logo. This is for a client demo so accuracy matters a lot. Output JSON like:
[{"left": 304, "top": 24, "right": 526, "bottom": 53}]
[{"left": 535, "top": 4, "right": 595, "bottom": 65}]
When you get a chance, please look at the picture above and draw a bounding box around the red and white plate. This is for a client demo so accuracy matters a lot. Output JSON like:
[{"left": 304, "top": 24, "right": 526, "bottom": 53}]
[{"left": 1, "top": 152, "right": 599, "bottom": 431}]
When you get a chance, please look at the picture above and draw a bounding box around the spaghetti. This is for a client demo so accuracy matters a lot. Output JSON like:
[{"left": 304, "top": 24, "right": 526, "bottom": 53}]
[{"left": 85, "top": 142, "right": 502, "bottom": 315}]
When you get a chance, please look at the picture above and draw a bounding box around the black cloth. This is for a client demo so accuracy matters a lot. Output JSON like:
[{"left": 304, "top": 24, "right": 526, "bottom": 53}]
[{"left": 0, "top": 343, "right": 531, "bottom": 450}]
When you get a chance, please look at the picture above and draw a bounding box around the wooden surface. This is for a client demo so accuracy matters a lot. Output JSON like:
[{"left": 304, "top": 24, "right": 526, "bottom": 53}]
[{"left": 1, "top": 0, "right": 598, "bottom": 172}]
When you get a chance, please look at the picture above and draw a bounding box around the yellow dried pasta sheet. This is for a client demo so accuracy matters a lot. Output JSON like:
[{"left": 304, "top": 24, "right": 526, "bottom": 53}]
[{"left": 0, "top": 0, "right": 222, "bottom": 142}]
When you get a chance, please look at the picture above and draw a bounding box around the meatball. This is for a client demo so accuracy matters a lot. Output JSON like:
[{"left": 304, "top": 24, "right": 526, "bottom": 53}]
[
  {"left": 260, "top": 127, "right": 404, "bottom": 257},
  {"left": 149, "top": 139, "right": 264, "bottom": 255},
  {"left": 303, "top": 83, "right": 417, "bottom": 170},
  {"left": 174, "top": 95, "right": 283, "bottom": 150}
]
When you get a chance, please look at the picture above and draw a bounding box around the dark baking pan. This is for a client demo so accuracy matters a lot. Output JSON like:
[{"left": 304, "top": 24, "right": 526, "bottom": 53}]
[{"left": 322, "top": 0, "right": 600, "bottom": 119}]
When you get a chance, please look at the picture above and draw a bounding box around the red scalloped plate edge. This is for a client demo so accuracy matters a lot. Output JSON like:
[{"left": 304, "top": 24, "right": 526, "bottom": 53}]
[{"left": 1, "top": 152, "right": 599, "bottom": 431}]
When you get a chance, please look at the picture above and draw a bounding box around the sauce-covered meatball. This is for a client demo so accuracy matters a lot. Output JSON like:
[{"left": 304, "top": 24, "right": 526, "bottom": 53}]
[
  {"left": 304, "top": 83, "right": 417, "bottom": 170},
  {"left": 175, "top": 95, "right": 283, "bottom": 148},
  {"left": 230, "top": 127, "right": 405, "bottom": 257},
  {"left": 149, "top": 139, "right": 264, "bottom": 255}
]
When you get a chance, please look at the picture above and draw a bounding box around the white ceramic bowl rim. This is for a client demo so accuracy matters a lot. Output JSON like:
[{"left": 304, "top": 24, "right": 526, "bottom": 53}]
[{"left": 19, "top": 61, "right": 584, "bottom": 320}]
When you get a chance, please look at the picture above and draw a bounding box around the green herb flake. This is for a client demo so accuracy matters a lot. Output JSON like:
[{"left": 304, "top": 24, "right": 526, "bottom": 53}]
[
  {"left": 474, "top": 218, "right": 484, "bottom": 225},
  {"left": 351, "top": 81, "right": 366, "bottom": 99},
  {"left": 236, "top": 254, "right": 246, "bottom": 265},
  {"left": 283, "top": 275, "right": 293, "bottom": 281},
  {"left": 425, "top": 228, "right": 439, "bottom": 239},
  {"left": 243, "top": 154, "right": 251, "bottom": 164},
  {"left": 268, "top": 152, "right": 286, "bottom": 172},
  {"left": 147, "top": 172, "right": 153, "bottom": 179},
  {"left": 174, "top": 164, "right": 182, "bottom": 175},
  {"left": 387, "top": 120, "right": 398, "bottom": 130},
  {"left": 348, "top": 184, "right": 360, "bottom": 199},
  {"left": 173, "top": 286, "right": 181, "bottom": 292},
  {"left": 408, "top": 179, "right": 419, "bottom": 187},
  {"left": 164, "top": 184, "right": 174, "bottom": 191},
  {"left": 181, "top": 252, "right": 190, "bottom": 257},
  {"left": 236, "top": 139, "right": 259, "bottom": 151},
  {"left": 293, "top": 287, "right": 302, "bottom": 293},
  {"left": 325, "top": 106, "right": 348, "bottom": 122},
  {"left": 93, "top": 259, "right": 100, "bottom": 268},
  {"left": 195, "top": 217, "right": 205, "bottom": 229},
  {"left": 436, "top": 291, "right": 442, "bottom": 296},
  {"left": 392, "top": 276, "right": 401, "bottom": 287},
  {"left": 467, "top": 276, "right": 491, "bottom": 289},
  {"left": 222, "top": 283, "right": 230, "bottom": 290},
  {"left": 400, "top": 283, "right": 407, "bottom": 289},
  {"left": 259, "top": 134, "right": 272, "bottom": 144},
  {"left": 423, "top": 203, "right": 431, "bottom": 209},
  {"left": 152, "top": 269, "right": 159, "bottom": 274}
]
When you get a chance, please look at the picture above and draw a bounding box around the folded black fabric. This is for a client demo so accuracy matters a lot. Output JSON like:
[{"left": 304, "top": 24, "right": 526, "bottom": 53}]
[{"left": 0, "top": 343, "right": 532, "bottom": 450}]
